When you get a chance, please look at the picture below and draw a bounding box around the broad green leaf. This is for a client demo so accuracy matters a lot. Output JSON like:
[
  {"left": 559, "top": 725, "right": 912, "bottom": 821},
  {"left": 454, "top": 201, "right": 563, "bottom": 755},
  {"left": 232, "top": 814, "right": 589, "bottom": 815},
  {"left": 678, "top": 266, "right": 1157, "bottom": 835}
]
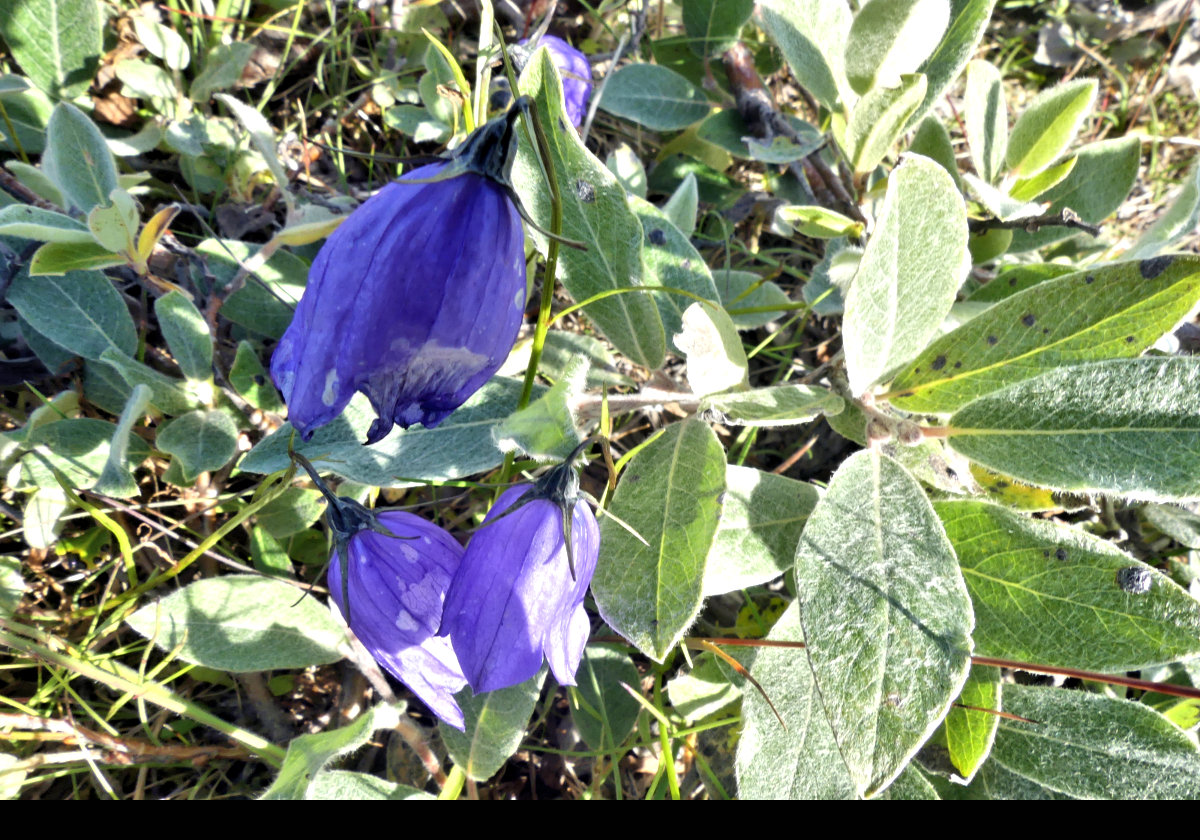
[
  {"left": 155, "top": 291, "right": 213, "bottom": 382},
  {"left": 443, "top": 669, "right": 545, "bottom": 781},
  {"left": 605, "top": 144, "right": 646, "bottom": 198},
  {"left": 196, "top": 238, "right": 306, "bottom": 339},
  {"left": 887, "top": 256, "right": 1200, "bottom": 412},
  {"left": 758, "top": 0, "right": 852, "bottom": 112},
  {"left": 1006, "top": 78, "right": 1097, "bottom": 177},
  {"left": 704, "top": 465, "right": 819, "bottom": 596},
  {"left": 0, "top": 205, "right": 93, "bottom": 243},
  {"left": 229, "top": 341, "right": 285, "bottom": 412},
  {"left": 683, "top": 0, "right": 754, "bottom": 56},
  {"left": 962, "top": 173, "right": 1042, "bottom": 222},
  {"left": 189, "top": 42, "right": 255, "bottom": 103},
  {"left": 662, "top": 172, "right": 699, "bottom": 237},
  {"left": 1143, "top": 504, "right": 1200, "bottom": 549},
  {"left": 0, "top": 0, "right": 101, "bottom": 99},
  {"left": 630, "top": 195, "right": 720, "bottom": 349},
  {"left": 966, "top": 262, "right": 1077, "bottom": 303},
  {"left": 0, "top": 557, "right": 26, "bottom": 621},
  {"left": 255, "top": 487, "right": 325, "bottom": 539},
  {"left": 947, "top": 357, "right": 1200, "bottom": 500},
  {"left": 0, "top": 83, "right": 53, "bottom": 153},
  {"left": 306, "top": 771, "right": 432, "bottom": 801},
  {"left": 1008, "top": 155, "right": 1076, "bottom": 201},
  {"left": 936, "top": 500, "right": 1200, "bottom": 670},
  {"left": 241, "top": 380, "right": 536, "bottom": 487},
  {"left": 907, "top": 0, "right": 998, "bottom": 128},
  {"left": 839, "top": 73, "right": 927, "bottom": 174},
  {"left": 573, "top": 645, "right": 641, "bottom": 750},
  {"left": 131, "top": 17, "right": 190, "bottom": 71},
  {"left": 942, "top": 665, "right": 1000, "bottom": 783},
  {"left": 844, "top": 0, "right": 949, "bottom": 95},
  {"left": 776, "top": 205, "right": 863, "bottom": 239},
  {"left": 157, "top": 409, "right": 240, "bottom": 483},
  {"left": 735, "top": 600, "right": 857, "bottom": 799},
  {"left": 907, "top": 116, "right": 961, "bottom": 189},
  {"left": 493, "top": 354, "right": 584, "bottom": 461},
  {"left": 81, "top": 359, "right": 133, "bottom": 414},
  {"left": 259, "top": 704, "right": 401, "bottom": 800},
  {"left": 512, "top": 51, "right": 666, "bottom": 368},
  {"left": 667, "top": 652, "right": 743, "bottom": 723},
  {"left": 714, "top": 269, "right": 792, "bottom": 330},
  {"left": 991, "top": 684, "right": 1200, "bottom": 799},
  {"left": 793, "top": 450, "right": 973, "bottom": 797},
  {"left": 597, "top": 64, "right": 710, "bottom": 131},
  {"left": 964, "top": 60, "right": 1006, "bottom": 183},
  {"left": 843, "top": 154, "right": 968, "bottom": 395},
  {"left": 593, "top": 419, "right": 726, "bottom": 661},
  {"left": 21, "top": 418, "right": 150, "bottom": 491},
  {"left": 93, "top": 384, "right": 151, "bottom": 499},
  {"left": 214, "top": 93, "right": 292, "bottom": 205},
  {"left": 114, "top": 59, "right": 178, "bottom": 103},
  {"left": 700, "top": 384, "right": 843, "bottom": 427},
  {"left": 5, "top": 160, "right": 63, "bottom": 206},
  {"left": 6, "top": 267, "right": 136, "bottom": 360},
  {"left": 126, "top": 575, "right": 344, "bottom": 672},
  {"left": 249, "top": 528, "right": 292, "bottom": 577},
  {"left": 42, "top": 103, "right": 118, "bottom": 213},
  {"left": 100, "top": 348, "right": 203, "bottom": 416},
  {"left": 23, "top": 489, "right": 68, "bottom": 549},
  {"left": 86, "top": 189, "right": 139, "bottom": 254},
  {"left": 674, "top": 302, "right": 749, "bottom": 397},
  {"left": 1128, "top": 162, "right": 1200, "bottom": 259},
  {"left": 29, "top": 240, "right": 124, "bottom": 275}
]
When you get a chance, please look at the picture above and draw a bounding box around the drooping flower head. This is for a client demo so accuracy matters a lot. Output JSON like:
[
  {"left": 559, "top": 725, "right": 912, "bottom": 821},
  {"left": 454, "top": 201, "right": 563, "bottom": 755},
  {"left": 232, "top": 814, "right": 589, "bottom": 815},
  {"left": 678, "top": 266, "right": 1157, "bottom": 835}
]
[
  {"left": 516, "top": 34, "right": 593, "bottom": 127},
  {"left": 271, "top": 106, "right": 529, "bottom": 443},
  {"left": 440, "top": 443, "right": 599, "bottom": 693},
  {"left": 295, "top": 455, "right": 468, "bottom": 730}
]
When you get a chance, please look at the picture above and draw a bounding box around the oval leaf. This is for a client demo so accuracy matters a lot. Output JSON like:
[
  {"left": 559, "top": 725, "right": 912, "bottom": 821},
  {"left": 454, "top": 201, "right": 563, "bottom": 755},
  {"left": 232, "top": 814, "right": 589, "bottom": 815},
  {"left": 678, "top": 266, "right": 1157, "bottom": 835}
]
[
  {"left": 442, "top": 669, "right": 545, "bottom": 781},
  {"left": 157, "top": 409, "right": 240, "bottom": 484},
  {"left": 936, "top": 500, "right": 1200, "bottom": 670},
  {"left": 43, "top": 102, "right": 119, "bottom": 214},
  {"left": 844, "top": 0, "right": 949, "bottom": 95},
  {"left": 593, "top": 419, "right": 726, "bottom": 661},
  {"left": 947, "top": 357, "right": 1200, "bottom": 500},
  {"left": 887, "top": 256, "right": 1200, "bottom": 413},
  {"left": 6, "top": 267, "right": 136, "bottom": 360},
  {"left": 794, "top": 450, "right": 973, "bottom": 797},
  {"left": 1006, "top": 78, "right": 1097, "bottom": 178},
  {"left": 597, "top": 63, "right": 710, "bottom": 131},
  {"left": 125, "top": 575, "right": 345, "bottom": 672}
]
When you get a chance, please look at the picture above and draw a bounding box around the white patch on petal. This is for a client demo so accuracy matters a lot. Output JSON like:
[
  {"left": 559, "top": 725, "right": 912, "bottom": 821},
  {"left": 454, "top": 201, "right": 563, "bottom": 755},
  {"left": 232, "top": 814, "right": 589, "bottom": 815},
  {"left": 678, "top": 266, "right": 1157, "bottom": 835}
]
[
  {"left": 321, "top": 368, "right": 340, "bottom": 407},
  {"left": 395, "top": 610, "right": 418, "bottom": 632},
  {"left": 399, "top": 543, "right": 419, "bottom": 563}
]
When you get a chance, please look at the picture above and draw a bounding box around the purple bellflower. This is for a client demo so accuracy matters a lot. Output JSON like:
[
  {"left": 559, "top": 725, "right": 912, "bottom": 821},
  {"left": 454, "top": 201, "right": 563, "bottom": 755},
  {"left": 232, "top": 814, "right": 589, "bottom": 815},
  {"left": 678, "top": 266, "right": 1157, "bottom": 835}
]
[
  {"left": 271, "top": 106, "right": 529, "bottom": 444},
  {"left": 440, "top": 446, "right": 599, "bottom": 693},
  {"left": 518, "top": 34, "right": 593, "bottom": 127},
  {"left": 296, "top": 455, "right": 468, "bottom": 730}
]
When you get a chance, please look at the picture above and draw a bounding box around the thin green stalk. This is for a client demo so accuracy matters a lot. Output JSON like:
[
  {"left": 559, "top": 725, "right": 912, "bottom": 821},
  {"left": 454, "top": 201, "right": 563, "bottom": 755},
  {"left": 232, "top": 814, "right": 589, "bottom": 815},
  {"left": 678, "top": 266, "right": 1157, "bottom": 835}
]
[
  {"left": 439, "top": 764, "right": 466, "bottom": 800},
  {"left": 0, "top": 623, "right": 285, "bottom": 766}
]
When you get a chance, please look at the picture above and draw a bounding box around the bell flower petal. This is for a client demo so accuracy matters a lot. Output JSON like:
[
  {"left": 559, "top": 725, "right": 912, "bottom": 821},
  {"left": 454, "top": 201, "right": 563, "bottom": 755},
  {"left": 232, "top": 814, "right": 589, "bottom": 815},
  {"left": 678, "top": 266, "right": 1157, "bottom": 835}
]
[
  {"left": 441, "top": 485, "right": 599, "bottom": 693},
  {"left": 328, "top": 510, "right": 468, "bottom": 730},
  {"left": 521, "top": 35, "right": 592, "bottom": 127},
  {"left": 271, "top": 160, "right": 526, "bottom": 443}
]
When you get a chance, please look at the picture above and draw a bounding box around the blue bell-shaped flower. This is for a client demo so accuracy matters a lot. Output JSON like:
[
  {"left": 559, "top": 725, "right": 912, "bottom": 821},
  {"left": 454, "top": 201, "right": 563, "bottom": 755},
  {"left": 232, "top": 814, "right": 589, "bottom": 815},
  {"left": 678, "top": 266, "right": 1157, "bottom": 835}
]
[
  {"left": 271, "top": 107, "right": 529, "bottom": 443},
  {"left": 440, "top": 449, "right": 599, "bottom": 692},
  {"left": 518, "top": 35, "right": 593, "bottom": 127}
]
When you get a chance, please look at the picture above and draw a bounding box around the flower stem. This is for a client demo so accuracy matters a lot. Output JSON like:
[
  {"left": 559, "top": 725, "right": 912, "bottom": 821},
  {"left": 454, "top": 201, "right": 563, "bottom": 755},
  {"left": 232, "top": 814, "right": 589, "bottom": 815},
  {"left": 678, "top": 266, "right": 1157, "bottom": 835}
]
[{"left": 439, "top": 764, "right": 466, "bottom": 800}]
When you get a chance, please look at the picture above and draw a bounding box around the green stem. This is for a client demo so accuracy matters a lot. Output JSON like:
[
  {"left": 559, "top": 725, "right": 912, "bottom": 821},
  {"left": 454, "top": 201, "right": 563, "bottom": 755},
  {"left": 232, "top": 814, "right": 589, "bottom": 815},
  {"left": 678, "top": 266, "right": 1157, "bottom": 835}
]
[
  {"left": 439, "top": 764, "right": 466, "bottom": 800},
  {"left": 0, "top": 623, "right": 286, "bottom": 766}
]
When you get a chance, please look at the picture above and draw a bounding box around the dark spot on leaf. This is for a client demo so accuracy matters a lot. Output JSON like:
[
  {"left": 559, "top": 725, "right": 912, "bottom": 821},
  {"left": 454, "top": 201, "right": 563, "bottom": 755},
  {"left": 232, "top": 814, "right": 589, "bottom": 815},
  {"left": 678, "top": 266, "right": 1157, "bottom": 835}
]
[
  {"left": 946, "top": 468, "right": 957, "bottom": 479},
  {"left": 1116, "top": 566, "right": 1152, "bottom": 593},
  {"left": 1085, "top": 274, "right": 1095, "bottom": 284},
  {"left": 575, "top": 179, "right": 595, "bottom": 203},
  {"left": 953, "top": 361, "right": 962, "bottom": 369},
  {"left": 987, "top": 335, "right": 998, "bottom": 345},
  {"left": 1139, "top": 255, "right": 1173, "bottom": 279},
  {"left": 1042, "top": 328, "right": 1049, "bottom": 334},
  {"left": 1022, "top": 313, "right": 1036, "bottom": 327},
  {"left": 558, "top": 117, "right": 568, "bottom": 133},
  {"left": 995, "top": 481, "right": 1009, "bottom": 489},
  {"left": 253, "top": 374, "right": 265, "bottom": 385},
  {"left": 931, "top": 355, "right": 947, "bottom": 371},
  {"left": 1042, "top": 550, "right": 1050, "bottom": 557},
  {"left": 1125, "top": 336, "right": 1135, "bottom": 343},
  {"left": 914, "top": 368, "right": 921, "bottom": 374},
  {"left": 1008, "top": 277, "right": 1017, "bottom": 286},
  {"left": 1055, "top": 548, "right": 1068, "bottom": 561},
  {"left": 648, "top": 228, "right": 667, "bottom": 245},
  {"left": 896, "top": 391, "right": 914, "bottom": 398}
]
